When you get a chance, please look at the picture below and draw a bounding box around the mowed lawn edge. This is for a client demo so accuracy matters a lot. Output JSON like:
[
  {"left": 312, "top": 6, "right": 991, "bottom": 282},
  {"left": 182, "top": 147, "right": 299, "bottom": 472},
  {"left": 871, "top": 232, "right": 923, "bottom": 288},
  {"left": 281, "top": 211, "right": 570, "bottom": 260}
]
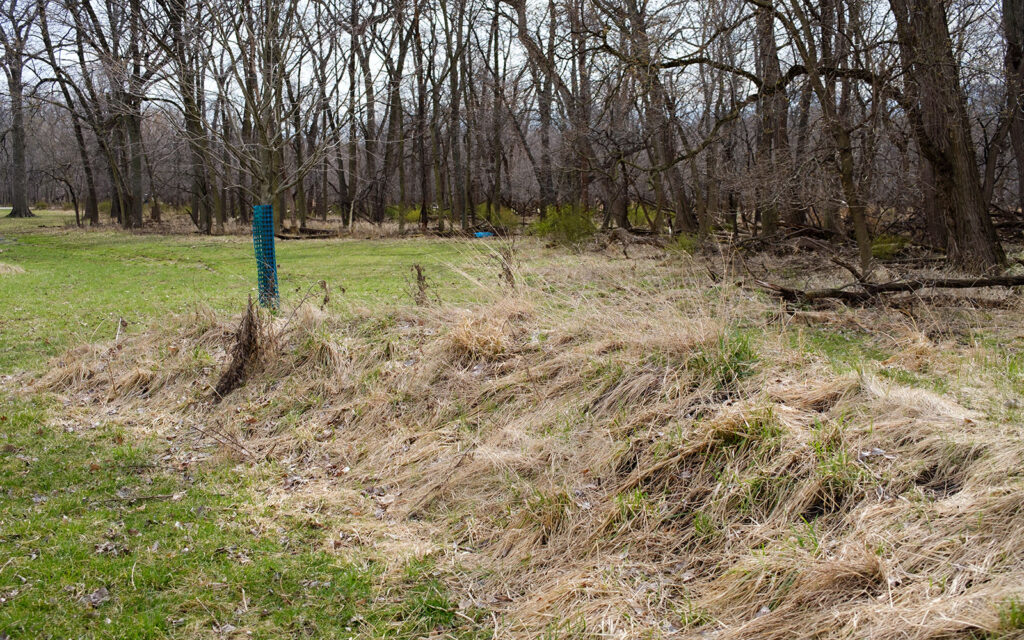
[{"left": 0, "top": 213, "right": 479, "bottom": 373}]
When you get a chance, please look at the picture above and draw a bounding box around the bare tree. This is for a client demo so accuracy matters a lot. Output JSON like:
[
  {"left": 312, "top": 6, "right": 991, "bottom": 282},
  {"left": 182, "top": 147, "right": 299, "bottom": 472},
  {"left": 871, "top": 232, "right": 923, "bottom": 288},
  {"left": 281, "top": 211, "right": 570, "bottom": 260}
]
[
  {"left": 890, "top": 0, "right": 1004, "bottom": 270},
  {"left": 1005, "top": 0, "right": 1024, "bottom": 216},
  {"left": 0, "top": 0, "right": 1012, "bottom": 275},
  {"left": 1, "top": 0, "right": 41, "bottom": 217}
]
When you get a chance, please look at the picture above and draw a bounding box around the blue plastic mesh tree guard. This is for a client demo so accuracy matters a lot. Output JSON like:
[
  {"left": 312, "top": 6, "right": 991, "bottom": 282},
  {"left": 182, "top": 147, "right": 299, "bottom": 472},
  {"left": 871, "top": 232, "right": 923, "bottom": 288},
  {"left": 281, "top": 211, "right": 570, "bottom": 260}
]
[{"left": 252, "top": 204, "right": 279, "bottom": 309}]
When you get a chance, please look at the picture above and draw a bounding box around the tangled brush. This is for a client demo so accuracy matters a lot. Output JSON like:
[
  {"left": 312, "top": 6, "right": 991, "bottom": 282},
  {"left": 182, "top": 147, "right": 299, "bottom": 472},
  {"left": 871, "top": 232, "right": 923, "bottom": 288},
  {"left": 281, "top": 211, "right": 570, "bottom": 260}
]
[{"left": 213, "top": 297, "right": 262, "bottom": 399}]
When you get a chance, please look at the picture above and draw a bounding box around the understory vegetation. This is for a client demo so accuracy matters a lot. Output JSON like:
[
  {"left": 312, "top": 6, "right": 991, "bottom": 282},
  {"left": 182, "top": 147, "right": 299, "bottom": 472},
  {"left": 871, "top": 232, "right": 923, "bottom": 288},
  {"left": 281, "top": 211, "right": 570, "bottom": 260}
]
[{"left": 2, "top": 219, "right": 1023, "bottom": 638}]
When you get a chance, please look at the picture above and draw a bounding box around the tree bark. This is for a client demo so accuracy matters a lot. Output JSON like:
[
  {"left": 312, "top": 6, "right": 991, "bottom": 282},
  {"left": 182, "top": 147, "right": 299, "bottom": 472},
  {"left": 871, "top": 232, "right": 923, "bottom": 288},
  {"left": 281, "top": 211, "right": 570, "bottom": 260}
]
[
  {"left": 1005, "top": 0, "right": 1024, "bottom": 217},
  {"left": 754, "top": 0, "right": 789, "bottom": 235},
  {"left": 889, "top": 0, "right": 1004, "bottom": 271},
  {"left": 4, "top": 61, "right": 33, "bottom": 218}
]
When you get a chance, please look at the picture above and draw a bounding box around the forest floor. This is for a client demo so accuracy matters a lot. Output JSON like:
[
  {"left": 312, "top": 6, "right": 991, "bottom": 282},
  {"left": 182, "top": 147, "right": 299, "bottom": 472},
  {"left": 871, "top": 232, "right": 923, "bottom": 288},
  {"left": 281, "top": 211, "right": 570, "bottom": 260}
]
[{"left": 2, "top": 210, "right": 1024, "bottom": 638}]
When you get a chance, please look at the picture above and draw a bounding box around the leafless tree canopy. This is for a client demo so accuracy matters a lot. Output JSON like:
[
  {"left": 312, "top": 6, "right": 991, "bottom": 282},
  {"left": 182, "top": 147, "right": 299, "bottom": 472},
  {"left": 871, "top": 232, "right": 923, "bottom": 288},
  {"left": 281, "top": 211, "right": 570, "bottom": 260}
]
[{"left": 1, "top": 0, "right": 1022, "bottom": 271}]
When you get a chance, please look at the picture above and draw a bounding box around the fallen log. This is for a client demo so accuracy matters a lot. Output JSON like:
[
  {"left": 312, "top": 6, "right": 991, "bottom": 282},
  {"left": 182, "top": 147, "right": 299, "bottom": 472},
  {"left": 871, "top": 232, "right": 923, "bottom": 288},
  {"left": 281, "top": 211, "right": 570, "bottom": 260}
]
[
  {"left": 593, "top": 228, "right": 669, "bottom": 257},
  {"left": 754, "top": 274, "right": 1024, "bottom": 304}
]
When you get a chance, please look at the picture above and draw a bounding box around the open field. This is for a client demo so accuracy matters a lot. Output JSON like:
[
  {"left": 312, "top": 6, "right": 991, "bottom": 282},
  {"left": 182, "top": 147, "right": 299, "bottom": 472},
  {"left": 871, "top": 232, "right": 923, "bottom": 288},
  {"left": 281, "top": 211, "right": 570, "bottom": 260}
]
[
  {"left": 0, "top": 211, "right": 472, "bottom": 372},
  {"left": 2, "top": 217, "right": 1024, "bottom": 638}
]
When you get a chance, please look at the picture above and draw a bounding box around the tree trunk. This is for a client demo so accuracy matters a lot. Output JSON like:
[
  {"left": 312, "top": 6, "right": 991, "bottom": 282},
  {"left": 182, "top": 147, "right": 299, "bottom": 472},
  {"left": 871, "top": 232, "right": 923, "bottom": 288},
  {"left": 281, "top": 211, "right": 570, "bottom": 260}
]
[
  {"left": 1005, "top": 0, "right": 1024, "bottom": 216},
  {"left": 126, "top": 105, "right": 145, "bottom": 229},
  {"left": 919, "top": 155, "right": 947, "bottom": 248},
  {"left": 4, "top": 62, "right": 33, "bottom": 218},
  {"left": 414, "top": 12, "right": 431, "bottom": 231},
  {"left": 890, "top": 0, "right": 1004, "bottom": 271},
  {"left": 144, "top": 147, "right": 161, "bottom": 222},
  {"left": 76, "top": 119, "right": 100, "bottom": 225},
  {"left": 347, "top": 12, "right": 359, "bottom": 228},
  {"left": 446, "top": 0, "right": 466, "bottom": 228},
  {"left": 125, "top": 0, "right": 145, "bottom": 229},
  {"left": 754, "top": 0, "right": 789, "bottom": 236},
  {"left": 357, "top": 43, "right": 382, "bottom": 223}
]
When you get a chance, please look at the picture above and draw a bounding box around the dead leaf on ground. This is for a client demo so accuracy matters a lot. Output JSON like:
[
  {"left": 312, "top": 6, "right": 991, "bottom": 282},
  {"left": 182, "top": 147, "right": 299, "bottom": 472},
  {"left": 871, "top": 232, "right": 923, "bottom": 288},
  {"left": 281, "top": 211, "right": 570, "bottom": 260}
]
[{"left": 80, "top": 587, "right": 110, "bottom": 607}]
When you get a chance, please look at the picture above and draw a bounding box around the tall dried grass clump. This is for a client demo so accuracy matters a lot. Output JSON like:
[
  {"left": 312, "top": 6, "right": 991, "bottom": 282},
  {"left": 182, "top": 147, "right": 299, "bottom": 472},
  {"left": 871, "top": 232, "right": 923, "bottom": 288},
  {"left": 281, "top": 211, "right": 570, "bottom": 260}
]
[
  {"left": 180, "top": 302, "right": 219, "bottom": 338},
  {"left": 19, "top": 242, "right": 1024, "bottom": 639},
  {"left": 34, "top": 344, "right": 103, "bottom": 391},
  {"left": 449, "top": 312, "right": 509, "bottom": 359},
  {"left": 107, "top": 366, "right": 156, "bottom": 400},
  {"left": 213, "top": 299, "right": 263, "bottom": 399},
  {"left": 0, "top": 262, "right": 26, "bottom": 275},
  {"left": 287, "top": 303, "right": 346, "bottom": 374}
]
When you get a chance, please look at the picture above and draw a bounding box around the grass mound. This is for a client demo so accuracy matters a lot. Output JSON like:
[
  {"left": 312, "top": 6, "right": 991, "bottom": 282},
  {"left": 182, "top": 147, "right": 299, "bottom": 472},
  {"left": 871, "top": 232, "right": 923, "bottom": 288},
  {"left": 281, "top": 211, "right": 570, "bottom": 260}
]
[
  {"left": 14, "top": 247, "right": 1024, "bottom": 638},
  {"left": 0, "top": 261, "right": 25, "bottom": 275}
]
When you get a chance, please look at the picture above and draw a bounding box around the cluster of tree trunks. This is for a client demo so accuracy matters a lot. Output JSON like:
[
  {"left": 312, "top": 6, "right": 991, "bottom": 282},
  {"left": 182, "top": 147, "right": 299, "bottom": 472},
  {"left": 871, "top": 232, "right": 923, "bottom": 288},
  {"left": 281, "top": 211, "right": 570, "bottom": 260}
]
[{"left": 0, "top": 0, "right": 1021, "bottom": 275}]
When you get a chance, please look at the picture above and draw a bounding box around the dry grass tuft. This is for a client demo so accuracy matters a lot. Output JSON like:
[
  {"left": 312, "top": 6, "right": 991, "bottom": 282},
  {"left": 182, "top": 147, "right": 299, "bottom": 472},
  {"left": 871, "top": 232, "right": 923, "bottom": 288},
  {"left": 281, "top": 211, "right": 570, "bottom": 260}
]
[
  {"left": 449, "top": 312, "right": 509, "bottom": 359},
  {"left": 34, "top": 345, "right": 103, "bottom": 391},
  {"left": 181, "top": 302, "right": 219, "bottom": 338},
  {"left": 0, "top": 261, "right": 26, "bottom": 275},
  {"left": 284, "top": 303, "right": 347, "bottom": 373},
  {"left": 108, "top": 366, "right": 155, "bottom": 400},
  {"left": 214, "top": 299, "right": 262, "bottom": 399},
  {"left": 18, "top": 240, "right": 1024, "bottom": 639}
]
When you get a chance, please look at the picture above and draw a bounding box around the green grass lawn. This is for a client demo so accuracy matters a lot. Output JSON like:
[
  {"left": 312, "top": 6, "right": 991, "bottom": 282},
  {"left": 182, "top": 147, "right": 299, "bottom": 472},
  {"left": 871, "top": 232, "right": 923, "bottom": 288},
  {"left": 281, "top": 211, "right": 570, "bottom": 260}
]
[
  {"left": 0, "top": 395, "right": 487, "bottom": 639},
  {"left": 0, "top": 211, "right": 481, "bottom": 373}
]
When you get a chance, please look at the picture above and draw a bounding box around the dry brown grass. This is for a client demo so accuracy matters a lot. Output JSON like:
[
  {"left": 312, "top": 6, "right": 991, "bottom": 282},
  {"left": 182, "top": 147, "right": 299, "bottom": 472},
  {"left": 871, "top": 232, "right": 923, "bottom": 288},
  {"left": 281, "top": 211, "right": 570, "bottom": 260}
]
[
  {"left": 0, "top": 261, "right": 26, "bottom": 275},
  {"left": 20, "top": 241, "right": 1024, "bottom": 639}
]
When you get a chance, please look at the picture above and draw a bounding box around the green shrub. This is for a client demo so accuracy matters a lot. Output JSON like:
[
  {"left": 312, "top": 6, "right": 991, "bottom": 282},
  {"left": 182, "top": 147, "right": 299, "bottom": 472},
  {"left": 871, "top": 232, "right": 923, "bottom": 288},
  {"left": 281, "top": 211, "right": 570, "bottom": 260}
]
[
  {"left": 437, "top": 207, "right": 456, "bottom": 224},
  {"left": 386, "top": 204, "right": 422, "bottom": 224},
  {"left": 674, "top": 232, "right": 698, "bottom": 254},
  {"left": 627, "top": 203, "right": 659, "bottom": 228},
  {"left": 871, "top": 233, "right": 909, "bottom": 260},
  {"left": 385, "top": 204, "right": 458, "bottom": 225},
  {"left": 474, "top": 203, "right": 520, "bottom": 228},
  {"left": 403, "top": 207, "right": 422, "bottom": 224},
  {"left": 531, "top": 205, "right": 597, "bottom": 246}
]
